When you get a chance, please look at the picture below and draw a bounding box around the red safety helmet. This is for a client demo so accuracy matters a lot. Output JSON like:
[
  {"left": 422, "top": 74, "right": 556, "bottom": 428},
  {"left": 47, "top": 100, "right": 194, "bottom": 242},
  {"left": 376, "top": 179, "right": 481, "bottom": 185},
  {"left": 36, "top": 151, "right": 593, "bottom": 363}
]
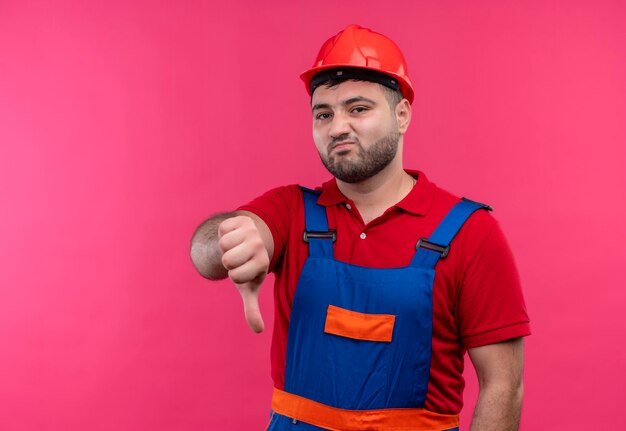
[{"left": 300, "top": 24, "right": 414, "bottom": 104}]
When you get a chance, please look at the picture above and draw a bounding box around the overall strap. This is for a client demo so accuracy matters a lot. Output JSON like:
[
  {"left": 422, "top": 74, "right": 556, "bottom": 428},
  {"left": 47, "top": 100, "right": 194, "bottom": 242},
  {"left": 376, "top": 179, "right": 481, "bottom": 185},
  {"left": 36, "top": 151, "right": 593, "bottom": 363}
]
[
  {"left": 410, "top": 198, "right": 492, "bottom": 268},
  {"left": 300, "top": 186, "right": 335, "bottom": 258}
]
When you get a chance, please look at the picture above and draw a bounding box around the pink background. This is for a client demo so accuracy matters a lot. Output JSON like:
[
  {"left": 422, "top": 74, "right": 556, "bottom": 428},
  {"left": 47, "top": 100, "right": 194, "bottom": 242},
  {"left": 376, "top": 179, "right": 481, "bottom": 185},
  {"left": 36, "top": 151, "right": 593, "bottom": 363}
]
[{"left": 1, "top": 1, "right": 625, "bottom": 429}]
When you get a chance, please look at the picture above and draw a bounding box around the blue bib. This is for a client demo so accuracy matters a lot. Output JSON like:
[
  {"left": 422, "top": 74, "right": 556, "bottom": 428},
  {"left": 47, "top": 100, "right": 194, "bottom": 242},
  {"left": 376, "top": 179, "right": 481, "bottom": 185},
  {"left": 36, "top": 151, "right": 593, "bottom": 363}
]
[{"left": 268, "top": 187, "right": 489, "bottom": 431}]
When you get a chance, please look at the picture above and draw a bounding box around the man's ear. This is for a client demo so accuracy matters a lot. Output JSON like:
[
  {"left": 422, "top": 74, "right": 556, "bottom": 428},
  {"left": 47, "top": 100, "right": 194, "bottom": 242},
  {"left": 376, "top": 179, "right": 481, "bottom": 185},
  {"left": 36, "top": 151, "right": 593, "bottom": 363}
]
[{"left": 395, "top": 99, "right": 411, "bottom": 134}]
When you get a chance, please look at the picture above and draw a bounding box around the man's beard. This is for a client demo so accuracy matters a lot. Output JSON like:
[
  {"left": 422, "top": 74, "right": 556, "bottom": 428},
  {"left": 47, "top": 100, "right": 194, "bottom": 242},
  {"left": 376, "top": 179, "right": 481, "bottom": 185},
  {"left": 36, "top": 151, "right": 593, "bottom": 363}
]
[{"left": 319, "top": 130, "right": 400, "bottom": 183}]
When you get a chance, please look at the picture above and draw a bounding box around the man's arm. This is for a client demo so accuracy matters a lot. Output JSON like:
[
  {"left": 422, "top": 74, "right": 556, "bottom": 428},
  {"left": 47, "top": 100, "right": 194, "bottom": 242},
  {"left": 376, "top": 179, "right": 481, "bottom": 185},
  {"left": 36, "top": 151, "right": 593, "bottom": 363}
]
[
  {"left": 190, "top": 212, "right": 234, "bottom": 280},
  {"left": 190, "top": 210, "right": 274, "bottom": 332},
  {"left": 468, "top": 337, "right": 525, "bottom": 431}
]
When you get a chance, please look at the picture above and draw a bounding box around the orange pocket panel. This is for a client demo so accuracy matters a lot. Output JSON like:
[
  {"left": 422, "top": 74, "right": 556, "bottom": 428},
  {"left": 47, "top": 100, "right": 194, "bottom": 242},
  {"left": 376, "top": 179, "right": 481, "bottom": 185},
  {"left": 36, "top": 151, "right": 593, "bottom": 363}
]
[{"left": 324, "top": 304, "right": 395, "bottom": 342}]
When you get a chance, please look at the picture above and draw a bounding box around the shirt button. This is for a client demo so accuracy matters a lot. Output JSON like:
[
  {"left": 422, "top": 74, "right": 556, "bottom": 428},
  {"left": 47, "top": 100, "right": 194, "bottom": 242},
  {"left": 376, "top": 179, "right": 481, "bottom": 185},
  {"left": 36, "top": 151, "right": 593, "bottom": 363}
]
[
  {"left": 360, "top": 232, "right": 366, "bottom": 240},
  {"left": 345, "top": 203, "right": 352, "bottom": 210}
]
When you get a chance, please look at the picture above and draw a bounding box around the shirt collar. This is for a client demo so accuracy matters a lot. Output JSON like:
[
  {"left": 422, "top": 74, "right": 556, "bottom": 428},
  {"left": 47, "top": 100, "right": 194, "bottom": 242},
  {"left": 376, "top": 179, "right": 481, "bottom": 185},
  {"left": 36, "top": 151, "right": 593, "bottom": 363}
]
[{"left": 316, "top": 169, "right": 435, "bottom": 216}]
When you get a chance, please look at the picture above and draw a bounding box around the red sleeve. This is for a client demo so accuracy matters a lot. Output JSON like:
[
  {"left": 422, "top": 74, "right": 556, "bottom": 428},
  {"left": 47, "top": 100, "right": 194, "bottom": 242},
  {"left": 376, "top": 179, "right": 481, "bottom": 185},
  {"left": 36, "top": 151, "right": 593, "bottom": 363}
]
[
  {"left": 237, "top": 185, "right": 300, "bottom": 273},
  {"left": 457, "top": 216, "right": 531, "bottom": 349}
]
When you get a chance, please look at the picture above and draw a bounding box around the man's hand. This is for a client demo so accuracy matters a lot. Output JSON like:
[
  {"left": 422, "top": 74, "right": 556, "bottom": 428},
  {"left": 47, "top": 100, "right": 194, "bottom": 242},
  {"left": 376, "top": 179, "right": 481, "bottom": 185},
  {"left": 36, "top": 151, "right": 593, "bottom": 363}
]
[{"left": 218, "top": 215, "right": 270, "bottom": 333}]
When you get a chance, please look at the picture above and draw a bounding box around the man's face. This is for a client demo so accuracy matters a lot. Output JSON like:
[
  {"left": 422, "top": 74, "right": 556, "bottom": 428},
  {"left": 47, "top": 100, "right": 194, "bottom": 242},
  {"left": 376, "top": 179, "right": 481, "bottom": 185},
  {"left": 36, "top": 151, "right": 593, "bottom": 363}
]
[{"left": 311, "top": 80, "right": 400, "bottom": 183}]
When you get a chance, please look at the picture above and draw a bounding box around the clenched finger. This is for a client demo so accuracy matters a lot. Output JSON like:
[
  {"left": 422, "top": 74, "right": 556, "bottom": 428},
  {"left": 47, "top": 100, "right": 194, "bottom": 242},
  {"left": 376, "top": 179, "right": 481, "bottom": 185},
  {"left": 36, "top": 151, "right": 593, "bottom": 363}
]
[
  {"left": 227, "top": 256, "right": 268, "bottom": 285},
  {"left": 218, "top": 227, "right": 245, "bottom": 254},
  {"left": 221, "top": 242, "right": 254, "bottom": 270}
]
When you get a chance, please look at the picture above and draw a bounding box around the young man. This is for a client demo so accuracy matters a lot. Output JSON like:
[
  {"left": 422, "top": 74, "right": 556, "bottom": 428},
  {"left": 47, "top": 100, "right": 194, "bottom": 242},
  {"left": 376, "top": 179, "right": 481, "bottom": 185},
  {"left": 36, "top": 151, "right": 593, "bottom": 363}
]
[{"left": 191, "top": 25, "right": 530, "bottom": 431}]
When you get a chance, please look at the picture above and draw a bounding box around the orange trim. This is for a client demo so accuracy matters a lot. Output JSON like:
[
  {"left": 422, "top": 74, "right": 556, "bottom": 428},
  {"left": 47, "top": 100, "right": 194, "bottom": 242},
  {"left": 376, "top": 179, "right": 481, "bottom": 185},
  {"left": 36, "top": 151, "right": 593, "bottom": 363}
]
[
  {"left": 324, "top": 304, "right": 395, "bottom": 342},
  {"left": 271, "top": 388, "right": 460, "bottom": 431}
]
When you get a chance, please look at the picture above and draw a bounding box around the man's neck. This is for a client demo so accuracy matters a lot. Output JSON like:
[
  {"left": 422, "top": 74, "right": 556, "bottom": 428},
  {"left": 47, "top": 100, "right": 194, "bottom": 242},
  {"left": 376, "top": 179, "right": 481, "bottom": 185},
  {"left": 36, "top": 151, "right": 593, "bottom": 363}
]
[{"left": 336, "top": 161, "right": 415, "bottom": 224}]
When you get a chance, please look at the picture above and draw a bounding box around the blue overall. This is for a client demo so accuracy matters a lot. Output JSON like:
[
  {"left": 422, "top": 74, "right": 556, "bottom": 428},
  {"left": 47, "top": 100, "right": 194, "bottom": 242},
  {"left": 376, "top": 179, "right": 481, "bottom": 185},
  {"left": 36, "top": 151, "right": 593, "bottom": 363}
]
[{"left": 267, "top": 188, "right": 490, "bottom": 431}]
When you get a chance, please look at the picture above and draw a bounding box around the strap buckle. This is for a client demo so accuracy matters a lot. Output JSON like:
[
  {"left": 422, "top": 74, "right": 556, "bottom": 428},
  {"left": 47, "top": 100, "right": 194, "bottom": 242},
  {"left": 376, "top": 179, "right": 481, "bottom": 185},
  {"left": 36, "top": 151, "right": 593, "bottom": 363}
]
[
  {"left": 303, "top": 230, "right": 337, "bottom": 243},
  {"left": 416, "top": 238, "right": 450, "bottom": 258}
]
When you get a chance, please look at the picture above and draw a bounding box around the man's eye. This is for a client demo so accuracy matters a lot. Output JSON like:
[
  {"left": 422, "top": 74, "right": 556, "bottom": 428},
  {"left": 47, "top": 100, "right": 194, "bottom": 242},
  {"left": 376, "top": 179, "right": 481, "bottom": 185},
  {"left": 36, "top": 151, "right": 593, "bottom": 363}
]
[
  {"left": 351, "top": 106, "right": 368, "bottom": 114},
  {"left": 315, "top": 112, "right": 332, "bottom": 120}
]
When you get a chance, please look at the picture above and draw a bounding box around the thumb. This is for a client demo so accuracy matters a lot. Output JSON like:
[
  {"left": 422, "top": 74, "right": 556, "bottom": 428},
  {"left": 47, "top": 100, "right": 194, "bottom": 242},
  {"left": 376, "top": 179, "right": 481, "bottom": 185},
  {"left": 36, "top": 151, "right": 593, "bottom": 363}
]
[{"left": 236, "top": 280, "right": 265, "bottom": 333}]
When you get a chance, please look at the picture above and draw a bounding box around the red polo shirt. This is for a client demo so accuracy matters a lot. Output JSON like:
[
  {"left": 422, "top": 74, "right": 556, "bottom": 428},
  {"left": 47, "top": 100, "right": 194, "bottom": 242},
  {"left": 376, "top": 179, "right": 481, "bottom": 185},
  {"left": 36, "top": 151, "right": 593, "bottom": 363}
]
[{"left": 239, "top": 170, "right": 530, "bottom": 415}]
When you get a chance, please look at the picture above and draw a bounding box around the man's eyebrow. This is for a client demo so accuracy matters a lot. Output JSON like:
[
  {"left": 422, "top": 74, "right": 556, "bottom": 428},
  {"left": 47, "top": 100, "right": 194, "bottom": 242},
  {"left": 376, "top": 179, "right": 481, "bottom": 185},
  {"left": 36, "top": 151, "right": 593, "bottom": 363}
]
[
  {"left": 311, "top": 96, "right": 377, "bottom": 112},
  {"left": 343, "top": 96, "right": 376, "bottom": 106},
  {"left": 312, "top": 103, "right": 331, "bottom": 112}
]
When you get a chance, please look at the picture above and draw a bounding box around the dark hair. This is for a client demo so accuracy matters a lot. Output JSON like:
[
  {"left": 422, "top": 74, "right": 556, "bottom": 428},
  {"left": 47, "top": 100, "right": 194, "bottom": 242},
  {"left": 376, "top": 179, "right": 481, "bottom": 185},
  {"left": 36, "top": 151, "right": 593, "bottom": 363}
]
[{"left": 314, "top": 78, "right": 405, "bottom": 108}]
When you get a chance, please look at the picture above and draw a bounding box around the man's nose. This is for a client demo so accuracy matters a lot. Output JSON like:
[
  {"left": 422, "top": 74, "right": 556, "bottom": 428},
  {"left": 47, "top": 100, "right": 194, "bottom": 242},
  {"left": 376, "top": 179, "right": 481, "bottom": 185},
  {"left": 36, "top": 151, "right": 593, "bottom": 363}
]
[{"left": 328, "top": 111, "right": 352, "bottom": 139}]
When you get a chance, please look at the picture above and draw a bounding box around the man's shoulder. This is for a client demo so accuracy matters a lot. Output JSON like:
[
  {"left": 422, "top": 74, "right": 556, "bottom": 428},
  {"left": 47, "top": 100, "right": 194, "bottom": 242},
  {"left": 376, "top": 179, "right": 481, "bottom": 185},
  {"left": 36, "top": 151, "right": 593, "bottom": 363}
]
[
  {"left": 237, "top": 179, "right": 337, "bottom": 219},
  {"left": 419, "top": 173, "right": 500, "bottom": 241},
  {"left": 240, "top": 183, "right": 302, "bottom": 206}
]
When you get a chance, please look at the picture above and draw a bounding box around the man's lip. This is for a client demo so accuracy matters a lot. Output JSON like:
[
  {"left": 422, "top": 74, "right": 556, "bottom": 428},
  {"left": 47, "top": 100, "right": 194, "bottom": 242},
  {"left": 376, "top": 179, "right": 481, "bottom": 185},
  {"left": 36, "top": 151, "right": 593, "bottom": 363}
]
[{"left": 330, "top": 141, "right": 355, "bottom": 152}]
